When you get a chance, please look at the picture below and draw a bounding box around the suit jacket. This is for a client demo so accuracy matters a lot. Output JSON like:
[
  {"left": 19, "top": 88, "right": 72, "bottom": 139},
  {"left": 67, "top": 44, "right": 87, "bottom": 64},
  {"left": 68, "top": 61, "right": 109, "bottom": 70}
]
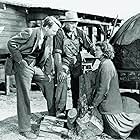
[{"left": 7, "top": 27, "right": 53, "bottom": 75}]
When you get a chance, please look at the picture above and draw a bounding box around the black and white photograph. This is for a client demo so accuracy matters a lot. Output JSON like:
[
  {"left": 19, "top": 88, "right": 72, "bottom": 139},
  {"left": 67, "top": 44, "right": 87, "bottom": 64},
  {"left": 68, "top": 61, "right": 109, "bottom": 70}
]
[{"left": 0, "top": 0, "right": 140, "bottom": 139}]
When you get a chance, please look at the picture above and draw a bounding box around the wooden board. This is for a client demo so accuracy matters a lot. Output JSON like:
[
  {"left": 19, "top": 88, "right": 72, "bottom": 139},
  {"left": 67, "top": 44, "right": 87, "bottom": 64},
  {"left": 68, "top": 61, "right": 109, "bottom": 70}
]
[
  {"left": 39, "top": 115, "right": 68, "bottom": 138},
  {"left": 0, "top": 5, "right": 27, "bottom": 54}
]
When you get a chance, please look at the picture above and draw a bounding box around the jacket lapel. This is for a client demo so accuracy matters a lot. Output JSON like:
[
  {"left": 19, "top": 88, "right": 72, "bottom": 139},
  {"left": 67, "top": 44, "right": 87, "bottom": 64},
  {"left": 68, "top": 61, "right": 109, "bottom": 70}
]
[
  {"left": 38, "top": 36, "right": 53, "bottom": 67},
  {"left": 31, "top": 28, "right": 41, "bottom": 53}
]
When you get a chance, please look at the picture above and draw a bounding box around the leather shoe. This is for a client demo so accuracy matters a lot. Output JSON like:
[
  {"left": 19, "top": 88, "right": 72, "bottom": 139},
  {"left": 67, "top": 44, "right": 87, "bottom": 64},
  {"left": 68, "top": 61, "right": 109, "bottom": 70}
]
[{"left": 20, "top": 131, "right": 37, "bottom": 139}]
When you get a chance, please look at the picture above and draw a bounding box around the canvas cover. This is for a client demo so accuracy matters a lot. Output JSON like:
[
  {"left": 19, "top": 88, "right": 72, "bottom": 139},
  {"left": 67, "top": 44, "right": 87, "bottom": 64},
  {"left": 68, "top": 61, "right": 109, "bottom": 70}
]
[{"left": 110, "top": 13, "right": 140, "bottom": 70}]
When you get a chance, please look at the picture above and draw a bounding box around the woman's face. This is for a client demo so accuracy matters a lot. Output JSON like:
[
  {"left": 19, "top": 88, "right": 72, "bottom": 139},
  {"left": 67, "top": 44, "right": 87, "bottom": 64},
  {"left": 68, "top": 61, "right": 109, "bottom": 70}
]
[{"left": 95, "top": 45, "right": 103, "bottom": 58}]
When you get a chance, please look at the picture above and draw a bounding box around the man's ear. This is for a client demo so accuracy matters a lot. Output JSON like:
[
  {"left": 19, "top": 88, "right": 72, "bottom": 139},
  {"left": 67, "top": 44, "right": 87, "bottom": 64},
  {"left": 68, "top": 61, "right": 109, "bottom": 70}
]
[
  {"left": 62, "top": 22, "right": 66, "bottom": 28},
  {"left": 44, "top": 25, "right": 49, "bottom": 31}
]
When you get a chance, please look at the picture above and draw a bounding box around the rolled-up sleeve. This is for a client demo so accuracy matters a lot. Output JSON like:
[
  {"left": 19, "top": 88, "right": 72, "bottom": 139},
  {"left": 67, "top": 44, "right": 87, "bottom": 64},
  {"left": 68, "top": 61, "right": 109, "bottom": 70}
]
[
  {"left": 7, "top": 28, "right": 31, "bottom": 63},
  {"left": 53, "top": 29, "right": 64, "bottom": 72},
  {"left": 53, "top": 29, "right": 64, "bottom": 54}
]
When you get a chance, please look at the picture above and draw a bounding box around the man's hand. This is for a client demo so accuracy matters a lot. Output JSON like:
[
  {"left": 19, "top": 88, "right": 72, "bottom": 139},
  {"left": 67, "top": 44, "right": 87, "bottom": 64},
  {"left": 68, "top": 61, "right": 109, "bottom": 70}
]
[
  {"left": 48, "top": 74, "right": 52, "bottom": 82},
  {"left": 48, "top": 74, "right": 55, "bottom": 82},
  {"left": 18, "top": 59, "right": 28, "bottom": 68},
  {"left": 72, "top": 56, "right": 77, "bottom": 64},
  {"left": 57, "top": 71, "right": 67, "bottom": 83}
]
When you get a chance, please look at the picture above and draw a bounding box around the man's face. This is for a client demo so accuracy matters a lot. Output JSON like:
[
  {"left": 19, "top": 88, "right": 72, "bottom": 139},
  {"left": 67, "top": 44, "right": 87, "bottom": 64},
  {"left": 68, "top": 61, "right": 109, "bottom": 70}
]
[
  {"left": 45, "top": 23, "right": 59, "bottom": 36},
  {"left": 64, "top": 22, "right": 78, "bottom": 32}
]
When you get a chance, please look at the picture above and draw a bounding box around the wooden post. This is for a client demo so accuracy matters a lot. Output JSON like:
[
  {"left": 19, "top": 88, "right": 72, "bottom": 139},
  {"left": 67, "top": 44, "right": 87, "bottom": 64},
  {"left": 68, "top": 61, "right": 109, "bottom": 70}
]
[
  {"left": 97, "top": 27, "right": 101, "bottom": 41},
  {"left": 88, "top": 26, "right": 93, "bottom": 41},
  {"left": 67, "top": 108, "right": 78, "bottom": 130},
  {"left": 5, "top": 75, "right": 10, "bottom": 95}
]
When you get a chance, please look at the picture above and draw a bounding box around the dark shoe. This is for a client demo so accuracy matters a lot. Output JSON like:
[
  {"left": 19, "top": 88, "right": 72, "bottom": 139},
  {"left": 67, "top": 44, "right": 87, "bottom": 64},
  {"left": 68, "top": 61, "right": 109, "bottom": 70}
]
[{"left": 20, "top": 131, "right": 37, "bottom": 139}]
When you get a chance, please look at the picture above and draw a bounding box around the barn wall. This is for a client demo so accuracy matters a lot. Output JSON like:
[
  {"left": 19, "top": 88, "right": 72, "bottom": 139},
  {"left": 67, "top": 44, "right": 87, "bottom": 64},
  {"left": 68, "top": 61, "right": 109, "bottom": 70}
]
[
  {"left": 0, "top": 4, "right": 27, "bottom": 55},
  {"left": 27, "top": 8, "right": 64, "bottom": 21}
]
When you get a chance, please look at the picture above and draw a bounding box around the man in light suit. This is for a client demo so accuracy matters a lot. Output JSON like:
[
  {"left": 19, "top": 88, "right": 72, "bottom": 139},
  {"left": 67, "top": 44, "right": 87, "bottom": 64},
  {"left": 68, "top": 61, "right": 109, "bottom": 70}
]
[{"left": 7, "top": 16, "right": 61, "bottom": 139}]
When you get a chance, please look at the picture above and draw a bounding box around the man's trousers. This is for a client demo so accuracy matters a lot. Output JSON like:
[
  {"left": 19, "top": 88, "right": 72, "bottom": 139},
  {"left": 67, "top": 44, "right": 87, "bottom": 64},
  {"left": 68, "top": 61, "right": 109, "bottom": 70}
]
[
  {"left": 55, "top": 74, "right": 80, "bottom": 113},
  {"left": 14, "top": 62, "right": 55, "bottom": 132}
]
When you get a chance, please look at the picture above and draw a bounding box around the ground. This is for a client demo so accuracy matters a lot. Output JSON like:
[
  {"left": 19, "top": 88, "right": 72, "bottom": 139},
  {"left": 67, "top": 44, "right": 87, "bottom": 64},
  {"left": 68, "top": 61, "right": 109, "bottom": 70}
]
[
  {"left": 0, "top": 88, "right": 73, "bottom": 140},
  {"left": 0, "top": 87, "right": 140, "bottom": 140},
  {"left": 0, "top": 89, "right": 49, "bottom": 140}
]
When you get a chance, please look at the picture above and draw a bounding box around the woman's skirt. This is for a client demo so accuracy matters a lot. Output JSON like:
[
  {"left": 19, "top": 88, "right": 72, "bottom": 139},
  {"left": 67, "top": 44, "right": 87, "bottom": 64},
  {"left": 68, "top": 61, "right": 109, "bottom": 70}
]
[{"left": 102, "top": 112, "right": 140, "bottom": 139}]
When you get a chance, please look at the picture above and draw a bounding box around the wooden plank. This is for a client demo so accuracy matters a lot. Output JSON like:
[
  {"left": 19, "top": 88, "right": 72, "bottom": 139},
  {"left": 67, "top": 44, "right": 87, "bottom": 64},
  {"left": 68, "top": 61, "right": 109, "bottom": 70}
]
[
  {"left": 3, "top": 26, "right": 25, "bottom": 32},
  {"left": 0, "top": 36, "right": 11, "bottom": 42},
  {"left": 0, "top": 5, "right": 26, "bottom": 16},
  {"left": 0, "top": 24, "right": 26, "bottom": 53},
  {"left": 0, "top": 34, "right": 17, "bottom": 39},
  {"left": 0, "top": 25, "right": 26, "bottom": 38},
  {"left": 0, "top": 32, "right": 19, "bottom": 37},
  {"left": 0, "top": 18, "right": 26, "bottom": 26},
  {"left": 0, "top": 13, "right": 25, "bottom": 20},
  {"left": 39, "top": 115, "right": 68, "bottom": 137},
  {"left": 40, "top": 124, "right": 68, "bottom": 133},
  {"left": 0, "top": 47, "right": 9, "bottom": 54},
  {"left": 44, "top": 115, "right": 67, "bottom": 123},
  {"left": 0, "top": 40, "right": 8, "bottom": 44},
  {"left": 40, "top": 124, "right": 68, "bottom": 136},
  {"left": 0, "top": 42, "right": 8, "bottom": 51},
  {"left": 0, "top": 16, "right": 26, "bottom": 22},
  {"left": 0, "top": 30, "right": 22, "bottom": 37},
  {"left": 0, "top": 24, "right": 26, "bottom": 31}
]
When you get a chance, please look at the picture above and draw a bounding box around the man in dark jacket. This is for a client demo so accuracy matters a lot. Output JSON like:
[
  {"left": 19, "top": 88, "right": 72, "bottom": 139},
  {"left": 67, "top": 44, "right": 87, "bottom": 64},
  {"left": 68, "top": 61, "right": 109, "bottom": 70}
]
[
  {"left": 54, "top": 11, "right": 95, "bottom": 118},
  {"left": 7, "top": 16, "right": 61, "bottom": 139}
]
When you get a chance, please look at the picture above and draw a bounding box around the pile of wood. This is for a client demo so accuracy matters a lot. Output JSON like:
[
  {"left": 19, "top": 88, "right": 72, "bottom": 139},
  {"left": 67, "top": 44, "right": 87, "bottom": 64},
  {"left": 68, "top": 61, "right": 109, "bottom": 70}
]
[
  {"left": 39, "top": 71, "right": 104, "bottom": 139},
  {"left": 39, "top": 115, "right": 68, "bottom": 137}
]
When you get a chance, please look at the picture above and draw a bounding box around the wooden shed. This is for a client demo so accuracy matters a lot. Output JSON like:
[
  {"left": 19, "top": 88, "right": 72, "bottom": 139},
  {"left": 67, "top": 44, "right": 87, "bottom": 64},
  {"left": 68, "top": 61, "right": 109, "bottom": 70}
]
[
  {"left": 0, "top": 0, "right": 122, "bottom": 94},
  {"left": 0, "top": 0, "right": 122, "bottom": 57},
  {"left": 0, "top": 2, "right": 27, "bottom": 57}
]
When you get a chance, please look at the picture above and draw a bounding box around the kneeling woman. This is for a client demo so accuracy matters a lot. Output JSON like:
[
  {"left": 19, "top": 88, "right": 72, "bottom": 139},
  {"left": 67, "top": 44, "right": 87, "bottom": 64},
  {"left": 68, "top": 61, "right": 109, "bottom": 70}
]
[{"left": 92, "top": 41, "right": 140, "bottom": 139}]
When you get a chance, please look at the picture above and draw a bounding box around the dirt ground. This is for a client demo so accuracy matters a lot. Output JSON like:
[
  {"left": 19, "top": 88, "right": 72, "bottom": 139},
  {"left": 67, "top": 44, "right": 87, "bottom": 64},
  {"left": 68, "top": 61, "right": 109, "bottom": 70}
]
[
  {"left": 0, "top": 87, "right": 140, "bottom": 140},
  {"left": 0, "top": 89, "right": 48, "bottom": 140}
]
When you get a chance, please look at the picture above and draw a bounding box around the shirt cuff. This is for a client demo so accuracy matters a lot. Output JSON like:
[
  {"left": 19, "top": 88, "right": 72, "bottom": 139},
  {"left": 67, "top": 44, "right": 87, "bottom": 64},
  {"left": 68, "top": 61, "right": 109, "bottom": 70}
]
[
  {"left": 62, "top": 65, "right": 69, "bottom": 73},
  {"left": 54, "top": 49, "right": 62, "bottom": 54}
]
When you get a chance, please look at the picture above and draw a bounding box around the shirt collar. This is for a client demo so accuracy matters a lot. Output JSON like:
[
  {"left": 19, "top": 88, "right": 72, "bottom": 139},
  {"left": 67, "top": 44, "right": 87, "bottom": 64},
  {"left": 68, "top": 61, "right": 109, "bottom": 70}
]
[
  {"left": 67, "top": 28, "right": 77, "bottom": 38},
  {"left": 99, "top": 55, "right": 106, "bottom": 62}
]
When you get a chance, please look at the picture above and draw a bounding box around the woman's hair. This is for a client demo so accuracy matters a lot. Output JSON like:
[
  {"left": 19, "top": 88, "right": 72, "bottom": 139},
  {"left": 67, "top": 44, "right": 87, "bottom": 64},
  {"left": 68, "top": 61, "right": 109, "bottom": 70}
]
[
  {"left": 42, "top": 16, "right": 61, "bottom": 28},
  {"left": 95, "top": 41, "right": 115, "bottom": 59}
]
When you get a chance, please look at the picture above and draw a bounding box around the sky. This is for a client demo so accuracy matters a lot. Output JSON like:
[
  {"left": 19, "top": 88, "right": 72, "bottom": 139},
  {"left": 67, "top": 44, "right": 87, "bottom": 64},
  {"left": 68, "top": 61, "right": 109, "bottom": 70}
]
[{"left": 48, "top": 0, "right": 140, "bottom": 21}]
